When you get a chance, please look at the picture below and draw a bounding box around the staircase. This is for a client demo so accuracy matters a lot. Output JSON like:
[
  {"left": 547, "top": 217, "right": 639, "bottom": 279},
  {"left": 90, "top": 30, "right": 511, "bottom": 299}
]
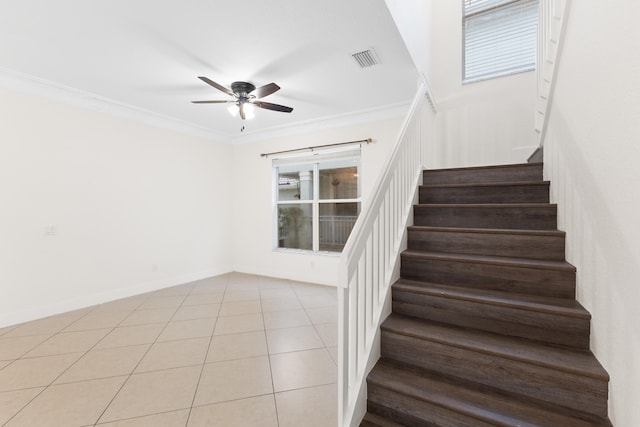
[{"left": 361, "top": 163, "right": 611, "bottom": 426}]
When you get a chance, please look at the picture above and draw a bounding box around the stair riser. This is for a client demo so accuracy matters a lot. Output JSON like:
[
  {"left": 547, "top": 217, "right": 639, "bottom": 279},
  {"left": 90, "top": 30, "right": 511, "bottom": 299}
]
[
  {"left": 392, "top": 291, "right": 590, "bottom": 349},
  {"left": 423, "top": 164, "right": 543, "bottom": 185},
  {"left": 408, "top": 229, "right": 565, "bottom": 261},
  {"left": 381, "top": 331, "right": 609, "bottom": 418},
  {"left": 413, "top": 205, "right": 557, "bottom": 230},
  {"left": 419, "top": 183, "right": 550, "bottom": 204},
  {"left": 367, "top": 386, "right": 495, "bottom": 427},
  {"left": 400, "top": 256, "right": 575, "bottom": 299}
]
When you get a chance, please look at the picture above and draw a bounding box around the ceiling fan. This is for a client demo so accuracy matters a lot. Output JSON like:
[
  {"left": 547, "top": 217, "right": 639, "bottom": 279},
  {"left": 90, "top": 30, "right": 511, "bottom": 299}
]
[{"left": 191, "top": 76, "right": 294, "bottom": 120}]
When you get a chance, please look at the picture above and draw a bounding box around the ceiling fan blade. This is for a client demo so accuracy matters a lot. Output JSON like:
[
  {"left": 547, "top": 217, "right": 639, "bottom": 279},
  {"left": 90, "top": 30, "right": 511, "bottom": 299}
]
[
  {"left": 197, "top": 76, "right": 234, "bottom": 96},
  {"left": 191, "top": 100, "right": 232, "bottom": 104},
  {"left": 252, "top": 83, "right": 280, "bottom": 99},
  {"left": 239, "top": 103, "right": 246, "bottom": 120},
  {"left": 253, "top": 101, "right": 294, "bottom": 113}
]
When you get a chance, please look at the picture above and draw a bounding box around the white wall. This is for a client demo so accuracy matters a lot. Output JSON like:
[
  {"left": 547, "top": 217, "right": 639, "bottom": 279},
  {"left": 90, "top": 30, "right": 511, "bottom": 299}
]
[
  {"left": 231, "top": 118, "right": 403, "bottom": 286},
  {"left": 542, "top": 1, "right": 640, "bottom": 425},
  {"left": 385, "top": 0, "right": 538, "bottom": 167},
  {"left": 0, "top": 88, "right": 233, "bottom": 327}
]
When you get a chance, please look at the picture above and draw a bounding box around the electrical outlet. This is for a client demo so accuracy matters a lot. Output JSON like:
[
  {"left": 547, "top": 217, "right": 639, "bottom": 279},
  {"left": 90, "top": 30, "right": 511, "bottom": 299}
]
[{"left": 44, "top": 226, "right": 57, "bottom": 237}]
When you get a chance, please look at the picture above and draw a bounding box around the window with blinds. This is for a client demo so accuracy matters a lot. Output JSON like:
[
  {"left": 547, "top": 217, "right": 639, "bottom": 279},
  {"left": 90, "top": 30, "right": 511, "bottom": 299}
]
[{"left": 463, "top": 0, "right": 538, "bottom": 83}]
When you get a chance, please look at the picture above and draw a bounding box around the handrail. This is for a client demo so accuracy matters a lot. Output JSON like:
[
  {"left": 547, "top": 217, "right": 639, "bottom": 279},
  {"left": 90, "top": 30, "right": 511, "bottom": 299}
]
[
  {"left": 337, "top": 75, "right": 436, "bottom": 426},
  {"left": 535, "top": 0, "right": 571, "bottom": 145}
]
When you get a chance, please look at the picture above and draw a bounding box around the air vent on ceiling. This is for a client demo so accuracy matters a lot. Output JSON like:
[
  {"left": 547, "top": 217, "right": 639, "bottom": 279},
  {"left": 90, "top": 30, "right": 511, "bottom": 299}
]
[{"left": 351, "top": 48, "right": 380, "bottom": 68}]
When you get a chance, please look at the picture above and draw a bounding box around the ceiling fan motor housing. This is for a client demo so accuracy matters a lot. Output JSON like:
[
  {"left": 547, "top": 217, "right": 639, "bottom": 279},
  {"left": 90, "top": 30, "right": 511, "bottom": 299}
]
[{"left": 231, "top": 81, "right": 256, "bottom": 99}]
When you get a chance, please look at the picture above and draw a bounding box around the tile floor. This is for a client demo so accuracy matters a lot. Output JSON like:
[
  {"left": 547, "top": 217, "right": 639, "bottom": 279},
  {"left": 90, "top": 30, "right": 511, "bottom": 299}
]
[{"left": 0, "top": 273, "right": 338, "bottom": 426}]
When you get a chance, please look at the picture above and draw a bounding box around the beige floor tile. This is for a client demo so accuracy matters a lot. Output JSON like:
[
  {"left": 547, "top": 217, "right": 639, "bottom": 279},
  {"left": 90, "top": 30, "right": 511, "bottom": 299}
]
[
  {"left": 0, "top": 360, "right": 11, "bottom": 369},
  {"left": 261, "top": 297, "right": 304, "bottom": 312},
  {"left": 275, "top": 384, "right": 338, "bottom": 427},
  {"left": 188, "top": 394, "right": 278, "bottom": 427},
  {"left": 270, "top": 348, "right": 337, "bottom": 392},
  {"left": 135, "top": 337, "right": 209, "bottom": 372},
  {"left": 213, "top": 313, "right": 264, "bottom": 336},
  {"left": 3, "top": 316, "right": 78, "bottom": 338},
  {"left": 100, "top": 366, "right": 201, "bottom": 423},
  {"left": 218, "top": 300, "right": 262, "bottom": 317},
  {"left": 63, "top": 310, "right": 131, "bottom": 332},
  {"left": 315, "top": 323, "right": 338, "bottom": 348},
  {"left": 120, "top": 308, "right": 176, "bottom": 326},
  {"left": 305, "top": 306, "right": 338, "bottom": 325},
  {"left": 223, "top": 289, "right": 261, "bottom": 302},
  {"left": 55, "top": 344, "right": 150, "bottom": 384},
  {"left": 196, "top": 276, "right": 228, "bottom": 287},
  {"left": 137, "top": 295, "right": 186, "bottom": 310},
  {"left": 183, "top": 292, "right": 224, "bottom": 305},
  {"left": 0, "top": 325, "right": 17, "bottom": 337},
  {"left": 206, "top": 331, "right": 267, "bottom": 363},
  {"left": 0, "top": 353, "right": 83, "bottom": 392},
  {"left": 193, "top": 356, "right": 273, "bottom": 406},
  {"left": 156, "top": 318, "right": 216, "bottom": 342},
  {"left": 259, "top": 288, "right": 297, "bottom": 300},
  {"left": 0, "top": 335, "right": 51, "bottom": 360},
  {"left": 25, "top": 328, "right": 111, "bottom": 357},
  {"left": 258, "top": 276, "right": 292, "bottom": 289},
  {"left": 298, "top": 293, "right": 338, "bottom": 309},
  {"left": 5, "top": 376, "right": 126, "bottom": 427},
  {"left": 93, "top": 297, "right": 147, "bottom": 312},
  {"left": 96, "top": 409, "right": 190, "bottom": 426},
  {"left": 266, "top": 326, "right": 325, "bottom": 354},
  {"left": 0, "top": 388, "right": 44, "bottom": 425},
  {"left": 94, "top": 323, "right": 165, "bottom": 349},
  {"left": 153, "top": 283, "right": 194, "bottom": 296},
  {"left": 171, "top": 304, "right": 219, "bottom": 321},
  {"left": 263, "top": 309, "right": 311, "bottom": 330},
  {"left": 190, "top": 283, "right": 227, "bottom": 295},
  {"left": 327, "top": 346, "right": 338, "bottom": 364}
]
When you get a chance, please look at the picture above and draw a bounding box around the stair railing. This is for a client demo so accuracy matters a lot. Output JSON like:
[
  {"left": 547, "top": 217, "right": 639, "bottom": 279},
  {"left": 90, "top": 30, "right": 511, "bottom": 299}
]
[{"left": 337, "top": 76, "right": 436, "bottom": 426}]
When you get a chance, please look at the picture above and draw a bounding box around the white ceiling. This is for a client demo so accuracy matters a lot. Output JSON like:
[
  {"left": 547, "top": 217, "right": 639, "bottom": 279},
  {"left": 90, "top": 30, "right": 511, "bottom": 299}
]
[{"left": 0, "top": 0, "right": 419, "bottom": 139}]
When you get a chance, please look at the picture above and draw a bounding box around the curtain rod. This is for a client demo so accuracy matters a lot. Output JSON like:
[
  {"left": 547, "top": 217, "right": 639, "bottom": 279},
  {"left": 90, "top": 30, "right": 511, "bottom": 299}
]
[{"left": 260, "top": 138, "right": 372, "bottom": 158}]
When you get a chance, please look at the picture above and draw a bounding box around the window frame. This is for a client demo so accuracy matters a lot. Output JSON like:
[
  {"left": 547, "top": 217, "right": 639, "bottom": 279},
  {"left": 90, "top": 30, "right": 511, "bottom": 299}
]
[
  {"left": 462, "top": 0, "right": 539, "bottom": 84},
  {"left": 273, "top": 149, "right": 361, "bottom": 254}
]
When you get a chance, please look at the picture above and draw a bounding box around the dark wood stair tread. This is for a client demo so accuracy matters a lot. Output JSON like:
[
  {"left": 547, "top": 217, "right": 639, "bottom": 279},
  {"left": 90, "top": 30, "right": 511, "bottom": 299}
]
[
  {"left": 360, "top": 412, "right": 405, "bottom": 427},
  {"left": 420, "top": 180, "right": 550, "bottom": 189},
  {"left": 368, "top": 359, "right": 610, "bottom": 427},
  {"left": 415, "top": 202, "right": 557, "bottom": 208},
  {"left": 402, "top": 250, "right": 576, "bottom": 272},
  {"left": 407, "top": 225, "right": 565, "bottom": 238},
  {"left": 381, "top": 314, "right": 609, "bottom": 381},
  {"left": 393, "top": 279, "right": 589, "bottom": 318}
]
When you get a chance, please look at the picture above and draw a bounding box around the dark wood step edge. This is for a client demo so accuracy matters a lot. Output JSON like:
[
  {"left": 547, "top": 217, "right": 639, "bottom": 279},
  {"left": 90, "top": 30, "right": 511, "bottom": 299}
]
[
  {"left": 415, "top": 203, "right": 557, "bottom": 208},
  {"left": 382, "top": 316, "right": 608, "bottom": 381},
  {"left": 402, "top": 250, "right": 576, "bottom": 272},
  {"left": 424, "top": 162, "right": 543, "bottom": 174},
  {"left": 420, "top": 180, "right": 550, "bottom": 189},
  {"left": 393, "top": 281, "right": 589, "bottom": 319},
  {"left": 407, "top": 225, "right": 565, "bottom": 238}
]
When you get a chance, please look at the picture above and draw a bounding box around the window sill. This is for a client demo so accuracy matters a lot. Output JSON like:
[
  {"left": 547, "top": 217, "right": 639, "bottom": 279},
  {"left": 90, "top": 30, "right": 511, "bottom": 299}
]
[{"left": 273, "top": 247, "right": 341, "bottom": 257}]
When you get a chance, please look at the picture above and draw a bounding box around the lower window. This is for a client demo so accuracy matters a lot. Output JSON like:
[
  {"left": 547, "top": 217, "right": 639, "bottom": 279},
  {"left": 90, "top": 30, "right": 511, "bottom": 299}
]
[{"left": 274, "top": 149, "right": 360, "bottom": 253}]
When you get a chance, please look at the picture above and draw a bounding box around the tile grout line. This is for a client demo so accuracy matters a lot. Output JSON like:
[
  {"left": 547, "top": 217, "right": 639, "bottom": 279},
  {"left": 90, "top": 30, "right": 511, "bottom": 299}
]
[
  {"left": 259, "top": 275, "right": 283, "bottom": 427},
  {"left": 184, "top": 276, "right": 227, "bottom": 427},
  {"left": 92, "top": 287, "right": 186, "bottom": 426}
]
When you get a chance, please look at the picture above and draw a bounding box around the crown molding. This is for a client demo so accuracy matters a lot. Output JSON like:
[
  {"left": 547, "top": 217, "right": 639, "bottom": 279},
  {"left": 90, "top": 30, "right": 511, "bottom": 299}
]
[
  {"left": 0, "top": 66, "right": 411, "bottom": 144},
  {"left": 0, "top": 66, "right": 227, "bottom": 141},
  {"left": 229, "top": 100, "right": 412, "bottom": 144}
]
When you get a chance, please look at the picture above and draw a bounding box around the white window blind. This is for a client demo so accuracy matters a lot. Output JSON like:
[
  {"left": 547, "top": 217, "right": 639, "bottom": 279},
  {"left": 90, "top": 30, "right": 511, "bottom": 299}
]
[{"left": 463, "top": 0, "right": 538, "bottom": 83}]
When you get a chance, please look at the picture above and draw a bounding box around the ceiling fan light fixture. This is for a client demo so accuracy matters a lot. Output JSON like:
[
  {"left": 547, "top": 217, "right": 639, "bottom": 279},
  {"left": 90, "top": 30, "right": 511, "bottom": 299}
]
[
  {"left": 227, "top": 103, "right": 239, "bottom": 117},
  {"left": 243, "top": 102, "right": 255, "bottom": 120}
]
